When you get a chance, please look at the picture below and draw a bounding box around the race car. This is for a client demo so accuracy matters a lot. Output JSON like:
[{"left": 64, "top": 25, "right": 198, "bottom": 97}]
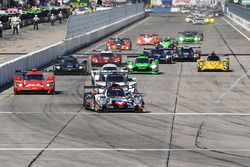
[
  {"left": 53, "top": 55, "right": 89, "bottom": 75},
  {"left": 91, "top": 72, "right": 137, "bottom": 93},
  {"left": 178, "top": 31, "right": 203, "bottom": 44},
  {"left": 83, "top": 84, "right": 144, "bottom": 112},
  {"left": 91, "top": 64, "right": 121, "bottom": 85},
  {"left": 126, "top": 55, "right": 159, "bottom": 74},
  {"left": 173, "top": 46, "right": 201, "bottom": 61},
  {"left": 13, "top": 68, "right": 55, "bottom": 95},
  {"left": 136, "top": 33, "right": 161, "bottom": 45},
  {"left": 192, "top": 16, "right": 206, "bottom": 25},
  {"left": 185, "top": 15, "right": 194, "bottom": 23},
  {"left": 143, "top": 46, "right": 174, "bottom": 64},
  {"left": 158, "top": 37, "right": 178, "bottom": 49},
  {"left": 90, "top": 50, "right": 122, "bottom": 67},
  {"left": 106, "top": 37, "right": 132, "bottom": 50},
  {"left": 197, "top": 52, "right": 230, "bottom": 72},
  {"left": 204, "top": 16, "right": 215, "bottom": 24}
]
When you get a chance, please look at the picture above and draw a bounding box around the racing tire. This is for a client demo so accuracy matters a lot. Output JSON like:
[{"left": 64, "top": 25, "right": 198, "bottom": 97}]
[
  {"left": 14, "top": 90, "right": 19, "bottom": 95},
  {"left": 93, "top": 102, "right": 102, "bottom": 113}
]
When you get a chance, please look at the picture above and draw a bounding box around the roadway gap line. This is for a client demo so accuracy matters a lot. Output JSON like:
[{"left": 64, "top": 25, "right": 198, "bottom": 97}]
[
  {"left": 0, "top": 148, "right": 250, "bottom": 151},
  {"left": 1, "top": 112, "right": 250, "bottom": 116},
  {"left": 165, "top": 62, "right": 183, "bottom": 167}
]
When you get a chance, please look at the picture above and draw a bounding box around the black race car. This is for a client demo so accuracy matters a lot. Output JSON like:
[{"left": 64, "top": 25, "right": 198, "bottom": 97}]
[
  {"left": 53, "top": 55, "right": 89, "bottom": 75},
  {"left": 173, "top": 46, "right": 201, "bottom": 61}
]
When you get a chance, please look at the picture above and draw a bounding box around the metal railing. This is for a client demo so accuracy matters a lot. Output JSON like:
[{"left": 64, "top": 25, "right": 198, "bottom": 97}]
[{"left": 66, "top": 3, "right": 145, "bottom": 39}]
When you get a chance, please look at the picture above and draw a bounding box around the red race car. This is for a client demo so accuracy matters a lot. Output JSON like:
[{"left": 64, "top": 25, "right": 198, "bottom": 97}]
[
  {"left": 136, "top": 33, "right": 161, "bottom": 45},
  {"left": 106, "top": 38, "right": 132, "bottom": 50},
  {"left": 13, "top": 68, "right": 55, "bottom": 95},
  {"left": 90, "top": 50, "right": 122, "bottom": 67}
]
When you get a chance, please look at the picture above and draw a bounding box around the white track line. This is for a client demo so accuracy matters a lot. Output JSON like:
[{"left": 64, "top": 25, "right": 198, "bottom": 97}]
[
  {"left": 1, "top": 112, "right": 250, "bottom": 116},
  {"left": 0, "top": 148, "right": 249, "bottom": 151},
  {"left": 223, "top": 17, "right": 250, "bottom": 41}
]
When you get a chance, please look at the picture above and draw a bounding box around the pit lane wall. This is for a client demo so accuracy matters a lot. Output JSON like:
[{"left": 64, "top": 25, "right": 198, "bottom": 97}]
[
  {"left": 0, "top": 4, "right": 146, "bottom": 88},
  {"left": 227, "top": 3, "right": 250, "bottom": 31}
]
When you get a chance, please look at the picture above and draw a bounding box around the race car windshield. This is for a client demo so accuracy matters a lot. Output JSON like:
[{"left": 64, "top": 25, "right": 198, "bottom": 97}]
[
  {"left": 207, "top": 55, "right": 220, "bottom": 61},
  {"left": 181, "top": 48, "right": 193, "bottom": 53},
  {"left": 184, "top": 33, "right": 193, "bottom": 37},
  {"left": 114, "top": 40, "right": 123, "bottom": 44},
  {"left": 103, "top": 67, "right": 117, "bottom": 71},
  {"left": 100, "top": 53, "right": 114, "bottom": 57},
  {"left": 135, "top": 58, "right": 149, "bottom": 63},
  {"left": 107, "top": 89, "right": 125, "bottom": 97},
  {"left": 152, "top": 50, "right": 164, "bottom": 55},
  {"left": 25, "top": 75, "right": 44, "bottom": 80},
  {"left": 106, "top": 75, "right": 125, "bottom": 82},
  {"left": 63, "top": 59, "right": 78, "bottom": 65}
]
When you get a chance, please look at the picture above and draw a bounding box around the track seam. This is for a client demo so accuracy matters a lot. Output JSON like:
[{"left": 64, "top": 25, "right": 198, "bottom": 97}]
[
  {"left": 165, "top": 62, "right": 183, "bottom": 167},
  {"left": 27, "top": 107, "right": 83, "bottom": 167}
]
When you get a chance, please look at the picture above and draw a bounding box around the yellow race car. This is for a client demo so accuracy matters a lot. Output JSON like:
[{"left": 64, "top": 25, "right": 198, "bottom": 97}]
[
  {"left": 197, "top": 52, "right": 230, "bottom": 72},
  {"left": 204, "top": 17, "right": 215, "bottom": 24}
]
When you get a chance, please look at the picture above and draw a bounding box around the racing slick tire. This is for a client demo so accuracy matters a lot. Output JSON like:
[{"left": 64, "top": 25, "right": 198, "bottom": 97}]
[{"left": 14, "top": 90, "right": 19, "bottom": 95}]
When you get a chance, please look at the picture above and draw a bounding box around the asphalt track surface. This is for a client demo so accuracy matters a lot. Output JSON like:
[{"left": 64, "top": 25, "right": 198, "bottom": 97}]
[{"left": 1, "top": 13, "right": 250, "bottom": 166}]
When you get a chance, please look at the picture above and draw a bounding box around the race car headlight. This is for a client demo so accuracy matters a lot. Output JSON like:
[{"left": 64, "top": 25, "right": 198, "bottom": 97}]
[
  {"left": 16, "top": 83, "right": 23, "bottom": 87},
  {"left": 194, "top": 54, "right": 199, "bottom": 57},
  {"left": 205, "top": 18, "right": 209, "bottom": 23},
  {"left": 127, "top": 64, "right": 133, "bottom": 69},
  {"left": 185, "top": 18, "right": 189, "bottom": 22},
  {"left": 134, "top": 96, "right": 142, "bottom": 105},
  {"left": 99, "top": 97, "right": 107, "bottom": 105},
  {"left": 194, "top": 37, "right": 198, "bottom": 41},
  {"left": 166, "top": 55, "right": 169, "bottom": 58},
  {"left": 151, "top": 64, "right": 158, "bottom": 69},
  {"left": 223, "top": 61, "right": 229, "bottom": 66},
  {"left": 92, "top": 58, "right": 98, "bottom": 62},
  {"left": 199, "top": 61, "right": 204, "bottom": 66},
  {"left": 79, "top": 66, "right": 84, "bottom": 69},
  {"left": 46, "top": 82, "right": 54, "bottom": 87},
  {"left": 179, "top": 37, "right": 184, "bottom": 41},
  {"left": 55, "top": 66, "right": 60, "bottom": 69}
]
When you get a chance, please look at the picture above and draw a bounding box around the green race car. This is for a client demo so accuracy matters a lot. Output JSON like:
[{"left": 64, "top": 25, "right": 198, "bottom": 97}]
[
  {"left": 158, "top": 37, "right": 177, "bottom": 49},
  {"left": 126, "top": 55, "right": 159, "bottom": 74},
  {"left": 178, "top": 31, "right": 203, "bottom": 44}
]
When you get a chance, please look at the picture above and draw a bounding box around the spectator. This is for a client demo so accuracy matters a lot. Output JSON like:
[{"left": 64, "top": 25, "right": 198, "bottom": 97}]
[
  {"left": 0, "top": 21, "right": 3, "bottom": 38},
  {"left": 33, "top": 15, "right": 40, "bottom": 30},
  {"left": 58, "top": 11, "right": 63, "bottom": 24},
  {"left": 50, "top": 14, "right": 55, "bottom": 26},
  {"left": 10, "top": 16, "right": 21, "bottom": 35}
]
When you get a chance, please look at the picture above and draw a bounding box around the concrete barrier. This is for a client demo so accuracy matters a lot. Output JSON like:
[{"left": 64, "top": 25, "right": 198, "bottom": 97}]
[
  {"left": 0, "top": 12, "right": 146, "bottom": 88},
  {"left": 227, "top": 12, "right": 250, "bottom": 31}
]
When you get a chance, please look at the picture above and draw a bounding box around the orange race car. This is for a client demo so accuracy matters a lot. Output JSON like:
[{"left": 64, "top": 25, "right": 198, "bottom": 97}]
[{"left": 136, "top": 33, "right": 161, "bottom": 45}]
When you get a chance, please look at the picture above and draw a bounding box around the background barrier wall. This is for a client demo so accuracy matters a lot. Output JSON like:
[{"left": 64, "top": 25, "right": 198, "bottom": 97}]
[
  {"left": 66, "top": 3, "right": 145, "bottom": 39},
  {"left": 227, "top": 3, "right": 250, "bottom": 22},
  {"left": 0, "top": 9, "right": 146, "bottom": 88}
]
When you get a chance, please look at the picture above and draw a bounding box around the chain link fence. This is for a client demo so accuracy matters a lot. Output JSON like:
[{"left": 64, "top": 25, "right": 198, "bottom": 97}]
[
  {"left": 66, "top": 3, "right": 145, "bottom": 39},
  {"left": 228, "top": 3, "right": 250, "bottom": 22}
]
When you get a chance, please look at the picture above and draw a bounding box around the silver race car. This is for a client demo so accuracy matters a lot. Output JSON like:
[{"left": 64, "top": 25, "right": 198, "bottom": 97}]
[{"left": 83, "top": 84, "right": 144, "bottom": 112}]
